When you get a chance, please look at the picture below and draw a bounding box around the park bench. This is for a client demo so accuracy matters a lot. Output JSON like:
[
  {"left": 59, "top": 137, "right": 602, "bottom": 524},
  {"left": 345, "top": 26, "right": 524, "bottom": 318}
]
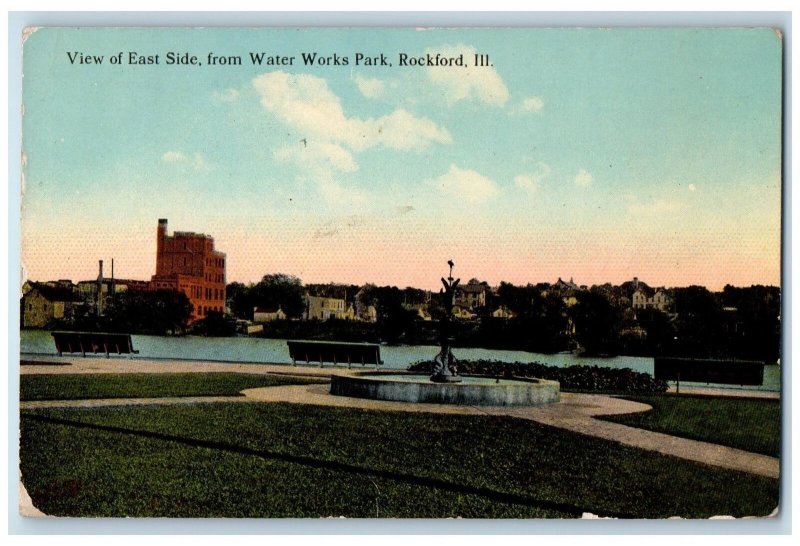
[
  {"left": 286, "top": 340, "right": 383, "bottom": 369},
  {"left": 52, "top": 331, "right": 139, "bottom": 358},
  {"left": 653, "top": 357, "right": 764, "bottom": 392}
]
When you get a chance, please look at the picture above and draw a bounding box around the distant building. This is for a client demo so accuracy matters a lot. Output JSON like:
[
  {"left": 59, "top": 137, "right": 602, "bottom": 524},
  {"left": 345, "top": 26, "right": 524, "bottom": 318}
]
[
  {"left": 76, "top": 278, "right": 151, "bottom": 299},
  {"left": 253, "top": 306, "right": 287, "bottom": 323},
  {"left": 151, "top": 219, "right": 226, "bottom": 322},
  {"left": 550, "top": 277, "right": 583, "bottom": 307},
  {"left": 456, "top": 278, "right": 487, "bottom": 309},
  {"left": 491, "top": 305, "right": 516, "bottom": 320},
  {"left": 360, "top": 304, "right": 378, "bottom": 323},
  {"left": 632, "top": 288, "right": 673, "bottom": 312},
  {"left": 354, "top": 287, "right": 376, "bottom": 322},
  {"left": 452, "top": 305, "right": 477, "bottom": 320},
  {"left": 21, "top": 282, "right": 83, "bottom": 328},
  {"left": 304, "top": 294, "right": 352, "bottom": 320}
]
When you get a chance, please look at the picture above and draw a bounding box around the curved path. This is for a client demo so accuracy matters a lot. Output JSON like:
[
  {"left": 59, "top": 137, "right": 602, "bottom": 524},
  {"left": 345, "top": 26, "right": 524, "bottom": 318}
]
[
  {"left": 242, "top": 384, "right": 780, "bottom": 479},
  {"left": 19, "top": 371, "right": 780, "bottom": 480},
  {"left": 19, "top": 360, "right": 781, "bottom": 517}
]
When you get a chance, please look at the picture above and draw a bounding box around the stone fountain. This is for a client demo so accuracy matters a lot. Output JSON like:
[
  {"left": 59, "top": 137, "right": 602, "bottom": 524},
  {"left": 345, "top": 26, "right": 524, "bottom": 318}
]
[{"left": 330, "top": 261, "right": 559, "bottom": 406}]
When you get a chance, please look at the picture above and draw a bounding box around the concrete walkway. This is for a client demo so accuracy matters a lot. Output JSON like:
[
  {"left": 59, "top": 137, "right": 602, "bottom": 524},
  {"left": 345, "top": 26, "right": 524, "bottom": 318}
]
[
  {"left": 20, "top": 395, "right": 248, "bottom": 410},
  {"left": 665, "top": 386, "right": 780, "bottom": 399},
  {"left": 20, "top": 354, "right": 375, "bottom": 378}
]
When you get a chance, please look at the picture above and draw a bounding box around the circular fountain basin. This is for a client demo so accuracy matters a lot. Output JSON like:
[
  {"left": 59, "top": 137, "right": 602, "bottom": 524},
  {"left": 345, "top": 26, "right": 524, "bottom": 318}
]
[{"left": 330, "top": 373, "right": 560, "bottom": 406}]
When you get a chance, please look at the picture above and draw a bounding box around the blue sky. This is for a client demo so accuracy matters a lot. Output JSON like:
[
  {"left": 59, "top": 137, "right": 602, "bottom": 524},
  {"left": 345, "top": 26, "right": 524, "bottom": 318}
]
[{"left": 21, "top": 27, "right": 782, "bottom": 290}]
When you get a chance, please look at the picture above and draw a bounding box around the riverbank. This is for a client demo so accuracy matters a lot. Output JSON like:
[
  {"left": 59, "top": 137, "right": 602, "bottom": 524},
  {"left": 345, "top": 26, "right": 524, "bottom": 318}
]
[
  {"left": 18, "top": 353, "right": 780, "bottom": 400},
  {"left": 20, "top": 330, "right": 780, "bottom": 393},
  {"left": 19, "top": 353, "right": 367, "bottom": 378}
]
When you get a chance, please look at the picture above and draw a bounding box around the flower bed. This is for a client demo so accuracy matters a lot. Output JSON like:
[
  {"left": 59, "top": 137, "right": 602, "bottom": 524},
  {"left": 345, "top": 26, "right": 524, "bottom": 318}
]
[{"left": 408, "top": 359, "right": 668, "bottom": 393}]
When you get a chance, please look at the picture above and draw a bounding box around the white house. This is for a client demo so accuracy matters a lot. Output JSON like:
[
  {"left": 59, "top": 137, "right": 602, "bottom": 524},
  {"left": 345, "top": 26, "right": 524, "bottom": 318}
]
[{"left": 253, "top": 306, "right": 287, "bottom": 323}]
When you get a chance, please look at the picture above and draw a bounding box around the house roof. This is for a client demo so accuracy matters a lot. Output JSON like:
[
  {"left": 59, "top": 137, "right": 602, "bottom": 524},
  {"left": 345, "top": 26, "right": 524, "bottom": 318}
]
[
  {"left": 458, "top": 283, "right": 486, "bottom": 294},
  {"left": 26, "top": 282, "right": 82, "bottom": 302},
  {"left": 554, "top": 277, "right": 580, "bottom": 290},
  {"left": 254, "top": 306, "right": 282, "bottom": 314}
]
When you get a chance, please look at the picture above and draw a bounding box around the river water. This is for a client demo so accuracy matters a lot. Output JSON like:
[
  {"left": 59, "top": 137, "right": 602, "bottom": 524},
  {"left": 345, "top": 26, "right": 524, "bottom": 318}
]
[{"left": 19, "top": 330, "right": 780, "bottom": 392}]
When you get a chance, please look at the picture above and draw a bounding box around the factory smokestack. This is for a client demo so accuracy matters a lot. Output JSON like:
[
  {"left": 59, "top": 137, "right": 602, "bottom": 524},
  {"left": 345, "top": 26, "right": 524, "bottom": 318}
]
[{"left": 97, "top": 260, "right": 104, "bottom": 316}]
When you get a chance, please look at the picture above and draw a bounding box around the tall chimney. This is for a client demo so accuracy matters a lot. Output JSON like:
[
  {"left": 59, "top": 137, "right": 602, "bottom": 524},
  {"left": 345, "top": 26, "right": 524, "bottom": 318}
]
[
  {"left": 157, "top": 219, "right": 168, "bottom": 252},
  {"left": 97, "top": 260, "right": 104, "bottom": 317},
  {"left": 111, "top": 258, "right": 115, "bottom": 296},
  {"left": 156, "top": 219, "right": 168, "bottom": 276}
]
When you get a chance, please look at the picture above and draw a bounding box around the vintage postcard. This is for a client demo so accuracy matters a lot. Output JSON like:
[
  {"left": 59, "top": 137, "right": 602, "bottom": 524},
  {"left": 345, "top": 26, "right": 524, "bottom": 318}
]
[{"left": 18, "top": 26, "right": 782, "bottom": 521}]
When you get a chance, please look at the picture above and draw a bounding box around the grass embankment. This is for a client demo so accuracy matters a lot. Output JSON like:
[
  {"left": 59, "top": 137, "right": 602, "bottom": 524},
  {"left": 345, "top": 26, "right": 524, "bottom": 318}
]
[
  {"left": 21, "top": 403, "right": 778, "bottom": 518},
  {"left": 20, "top": 372, "right": 327, "bottom": 401},
  {"left": 600, "top": 394, "right": 781, "bottom": 458}
]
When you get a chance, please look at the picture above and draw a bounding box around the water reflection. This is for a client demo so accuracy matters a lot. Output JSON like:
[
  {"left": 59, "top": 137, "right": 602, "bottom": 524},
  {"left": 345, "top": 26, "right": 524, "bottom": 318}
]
[{"left": 20, "top": 330, "right": 779, "bottom": 391}]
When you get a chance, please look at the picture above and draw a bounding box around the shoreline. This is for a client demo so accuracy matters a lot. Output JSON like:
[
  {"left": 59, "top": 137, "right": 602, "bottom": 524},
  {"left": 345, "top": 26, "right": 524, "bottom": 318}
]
[
  {"left": 17, "top": 353, "right": 780, "bottom": 398},
  {"left": 18, "top": 353, "right": 377, "bottom": 378}
]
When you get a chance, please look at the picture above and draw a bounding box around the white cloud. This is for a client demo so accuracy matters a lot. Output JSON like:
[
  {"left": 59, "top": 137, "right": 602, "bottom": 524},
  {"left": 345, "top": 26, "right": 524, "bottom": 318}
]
[
  {"left": 316, "top": 176, "right": 368, "bottom": 205},
  {"left": 161, "top": 151, "right": 208, "bottom": 171},
  {"left": 522, "top": 96, "right": 544, "bottom": 112},
  {"left": 628, "top": 199, "right": 688, "bottom": 216},
  {"left": 252, "top": 71, "right": 451, "bottom": 204},
  {"left": 252, "top": 71, "right": 451, "bottom": 154},
  {"left": 688, "top": 183, "right": 697, "bottom": 192},
  {"left": 574, "top": 168, "right": 593, "bottom": 188},
  {"left": 425, "top": 44, "right": 509, "bottom": 106},
  {"left": 274, "top": 141, "right": 358, "bottom": 173},
  {"left": 161, "top": 151, "right": 187, "bottom": 163},
  {"left": 432, "top": 164, "right": 500, "bottom": 203},
  {"left": 212, "top": 88, "right": 240, "bottom": 102},
  {"left": 515, "top": 162, "right": 551, "bottom": 192},
  {"left": 354, "top": 76, "right": 385, "bottom": 99}
]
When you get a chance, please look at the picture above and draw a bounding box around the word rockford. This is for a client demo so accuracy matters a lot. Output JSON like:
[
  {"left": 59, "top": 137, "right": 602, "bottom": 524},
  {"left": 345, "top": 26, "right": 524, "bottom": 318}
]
[{"left": 67, "top": 51, "right": 491, "bottom": 68}]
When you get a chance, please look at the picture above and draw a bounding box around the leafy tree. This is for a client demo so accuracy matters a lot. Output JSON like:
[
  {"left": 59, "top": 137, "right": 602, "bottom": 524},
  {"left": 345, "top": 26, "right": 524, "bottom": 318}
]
[
  {"left": 672, "top": 286, "right": 726, "bottom": 358},
  {"left": 571, "top": 290, "right": 622, "bottom": 356},
  {"left": 357, "top": 284, "right": 417, "bottom": 343},
  {"left": 102, "top": 289, "right": 192, "bottom": 335},
  {"left": 525, "top": 292, "right": 570, "bottom": 352},
  {"left": 251, "top": 274, "right": 305, "bottom": 318},
  {"left": 226, "top": 282, "right": 251, "bottom": 318},
  {"left": 227, "top": 274, "right": 305, "bottom": 320},
  {"left": 720, "top": 285, "right": 781, "bottom": 362},
  {"left": 636, "top": 308, "right": 676, "bottom": 355},
  {"left": 496, "top": 282, "right": 539, "bottom": 316},
  {"left": 191, "top": 310, "right": 237, "bottom": 337}
]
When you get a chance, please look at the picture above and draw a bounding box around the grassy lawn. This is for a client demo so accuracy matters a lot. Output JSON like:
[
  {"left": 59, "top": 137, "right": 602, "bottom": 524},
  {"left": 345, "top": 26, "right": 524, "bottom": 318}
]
[
  {"left": 20, "top": 372, "right": 328, "bottom": 401},
  {"left": 599, "top": 394, "right": 781, "bottom": 457},
  {"left": 20, "top": 403, "right": 778, "bottom": 518}
]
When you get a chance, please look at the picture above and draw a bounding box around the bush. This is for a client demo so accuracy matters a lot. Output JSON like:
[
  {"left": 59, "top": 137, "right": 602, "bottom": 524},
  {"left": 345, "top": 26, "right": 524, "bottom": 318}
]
[{"left": 408, "top": 359, "right": 668, "bottom": 393}]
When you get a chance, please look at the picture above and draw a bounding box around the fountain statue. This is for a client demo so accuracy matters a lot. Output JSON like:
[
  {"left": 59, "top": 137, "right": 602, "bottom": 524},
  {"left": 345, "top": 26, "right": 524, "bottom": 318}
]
[
  {"left": 329, "top": 258, "right": 560, "bottom": 406},
  {"left": 431, "top": 260, "right": 462, "bottom": 383}
]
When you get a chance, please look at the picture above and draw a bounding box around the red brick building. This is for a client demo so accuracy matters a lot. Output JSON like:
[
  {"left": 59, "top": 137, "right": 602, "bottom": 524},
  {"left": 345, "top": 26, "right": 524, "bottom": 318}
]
[{"left": 150, "top": 219, "right": 226, "bottom": 322}]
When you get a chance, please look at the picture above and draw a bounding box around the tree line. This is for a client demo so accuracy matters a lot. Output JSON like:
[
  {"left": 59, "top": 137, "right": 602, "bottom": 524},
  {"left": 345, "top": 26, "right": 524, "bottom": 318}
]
[
  {"left": 227, "top": 275, "right": 780, "bottom": 362},
  {"left": 41, "top": 272, "right": 781, "bottom": 362}
]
